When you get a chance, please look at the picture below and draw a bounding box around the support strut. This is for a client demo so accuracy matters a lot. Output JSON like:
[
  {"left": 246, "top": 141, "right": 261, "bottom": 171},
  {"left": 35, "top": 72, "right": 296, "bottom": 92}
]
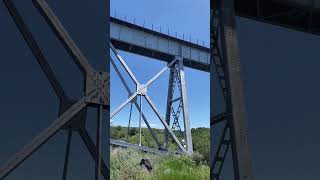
[
  {"left": 210, "top": 0, "right": 253, "bottom": 179},
  {"left": 0, "top": 1, "right": 109, "bottom": 179},
  {"left": 164, "top": 58, "right": 193, "bottom": 154}
]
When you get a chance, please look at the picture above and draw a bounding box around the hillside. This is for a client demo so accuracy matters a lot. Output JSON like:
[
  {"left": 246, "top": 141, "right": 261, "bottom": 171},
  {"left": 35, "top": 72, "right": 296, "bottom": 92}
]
[
  {"left": 110, "top": 126, "right": 210, "bottom": 163},
  {"left": 111, "top": 147, "right": 210, "bottom": 180}
]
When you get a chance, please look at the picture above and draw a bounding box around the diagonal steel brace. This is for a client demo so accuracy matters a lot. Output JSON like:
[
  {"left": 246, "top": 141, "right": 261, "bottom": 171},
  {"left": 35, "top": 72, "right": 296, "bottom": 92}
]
[
  {"left": 1, "top": 1, "right": 109, "bottom": 180},
  {"left": 110, "top": 57, "right": 162, "bottom": 149},
  {"left": 0, "top": 98, "right": 87, "bottom": 179},
  {"left": 110, "top": 48, "right": 186, "bottom": 153}
]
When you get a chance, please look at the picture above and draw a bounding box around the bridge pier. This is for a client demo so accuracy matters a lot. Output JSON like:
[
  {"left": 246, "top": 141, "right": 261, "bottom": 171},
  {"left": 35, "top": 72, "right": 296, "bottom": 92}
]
[{"left": 164, "top": 57, "right": 193, "bottom": 155}]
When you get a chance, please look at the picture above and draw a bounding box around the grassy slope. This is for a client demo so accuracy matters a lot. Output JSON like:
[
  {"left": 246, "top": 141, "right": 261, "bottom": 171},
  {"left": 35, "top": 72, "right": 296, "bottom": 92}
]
[
  {"left": 110, "top": 126, "right": 210, "bottom": 179},
  {"left": 111, "top": 147, "right": 210, "bottom": 180},
  {"left": 110, "top": 126, "right": 210, "bottom": 163}
]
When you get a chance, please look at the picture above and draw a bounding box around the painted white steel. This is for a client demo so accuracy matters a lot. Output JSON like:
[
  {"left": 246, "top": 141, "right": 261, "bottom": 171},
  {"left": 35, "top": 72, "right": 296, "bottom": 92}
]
[{"left": 110, "top": 22, "right": 210, "bottom": 66}]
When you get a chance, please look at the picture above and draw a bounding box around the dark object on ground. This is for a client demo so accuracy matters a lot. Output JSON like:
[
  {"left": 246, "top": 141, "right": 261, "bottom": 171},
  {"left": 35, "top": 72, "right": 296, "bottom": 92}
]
[{"left": 139, "top": 158, "right": 153, "bottom": 172}]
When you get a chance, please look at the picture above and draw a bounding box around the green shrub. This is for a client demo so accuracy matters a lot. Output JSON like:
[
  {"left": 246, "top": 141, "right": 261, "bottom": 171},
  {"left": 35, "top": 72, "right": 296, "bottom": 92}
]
[
  {"left": 110, "top": 147, "right": 153, "bottom": 180},
  {"left": 110, "top": 147, "right": 210, "bottom": 180},
  {"left": 191, "top": 151, "right": 205, "bottom": 166},
  {"left": 128, "top": 127, "right": 137, "bottom": 136},
  {"left": 154, "top": 154, "right": 210, "bottom": 180},
  {"left": 111, "top": 126, "right": 210, "bottom": 165}
]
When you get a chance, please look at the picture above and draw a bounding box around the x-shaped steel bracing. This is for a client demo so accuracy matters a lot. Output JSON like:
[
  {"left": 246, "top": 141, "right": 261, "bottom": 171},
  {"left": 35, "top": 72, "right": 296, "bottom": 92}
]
[
  {"left": 110, "top": 44, "right": 193, "bottom": 155},
  {"left": 164, "top": 61, "right": 188, "bottom": 149},
  {"left": 0, "top": 0, "right": 109, "bottom": 180}
]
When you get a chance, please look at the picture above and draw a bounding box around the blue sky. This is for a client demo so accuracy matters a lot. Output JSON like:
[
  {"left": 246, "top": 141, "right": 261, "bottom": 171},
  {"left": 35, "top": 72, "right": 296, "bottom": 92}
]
[{"left": 110, "top": 0, "right": 210, "bottom": 129}]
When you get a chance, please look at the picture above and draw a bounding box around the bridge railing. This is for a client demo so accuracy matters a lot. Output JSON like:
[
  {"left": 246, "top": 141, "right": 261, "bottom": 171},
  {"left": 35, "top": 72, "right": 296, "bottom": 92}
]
[{"left": 110, "top": 11, "right": 210, "bottom": 48}]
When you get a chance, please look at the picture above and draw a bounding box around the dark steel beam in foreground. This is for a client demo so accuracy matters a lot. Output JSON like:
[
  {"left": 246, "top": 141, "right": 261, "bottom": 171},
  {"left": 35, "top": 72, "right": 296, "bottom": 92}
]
[
  {"left": 62, "top": 130, "right": 72, "bottom": 180},
  {"left": 211, "top": 0, "right": 253, "bottom": 179},
  {"left": 96, "top": 105, "right": 103, "bottom": 180},
  {"left": 3, "top": 0, "right": 67, "bottom": 101},
  {"left": 211, "top": 122, "right": 231, "bottom": 179},
  {"left": 1, "top": 1, "right": 110, "bottom": 179},
  {"left": 235, "top": 0, "right": 320, "bottom": 36},
  {"left": 78, "top": 129, "right": 109, "bottom": 180},
  {"left": 0, "top": 98, "right": 87, "bottom": 179},
  {"left": 220, "top": 0, "right": 253, "bottom": 179},
  {"left": 33, "top": 0, "right": 94, "bottom": 74}
]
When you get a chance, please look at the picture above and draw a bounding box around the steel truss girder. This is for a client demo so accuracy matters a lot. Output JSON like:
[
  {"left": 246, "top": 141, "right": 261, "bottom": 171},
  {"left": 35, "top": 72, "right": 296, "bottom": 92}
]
[
  {"left": 211, "top": 0, "right": 253, "bottom": 180},
  {"left": 1, "top": 0, "right": 109, "bottom": 180},
  {"left": 110, "top": 45, "right": 193, "bottom": 154}
]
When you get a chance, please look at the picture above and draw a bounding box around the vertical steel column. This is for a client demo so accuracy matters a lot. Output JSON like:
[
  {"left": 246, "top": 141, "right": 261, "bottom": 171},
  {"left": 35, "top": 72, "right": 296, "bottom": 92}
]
[
  {"left": 139, "top": 95, "right": 142, "bottom": 146},
  {"left": 164, "top": 66, "right": 175, "bottom": 149},
  {"left": 210, "top": 0, "right": 253, "bottom": 179},
  {"left": 78, "top": 128, "right": 109, "bottom": 179},
  {"left": 104, "top": 109, "right": 110, "bottom": 180},
  {"left": 210, "top": 5, "right": 215, "bottom": 176},
  {"left": 177, "top": 57, "right": 193, "bottom": 155},
  {"left": 62, "top": 130, "right": 72, "bottom": 180},
  {"left": 95, "top": 105, "right": 103, "bottom": 180},
  {"left": 220, "top": 0, "right": 253, "bottom": 179},
  {"left": 126, "top": 103, "right": 133, "bottom": 142}
]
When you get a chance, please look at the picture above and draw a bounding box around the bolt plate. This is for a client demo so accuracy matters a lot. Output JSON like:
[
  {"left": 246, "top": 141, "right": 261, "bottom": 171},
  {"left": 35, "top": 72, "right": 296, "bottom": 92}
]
[
  {"left": 85, "top": 71, "right": 109, "bottom": 105},
  {"left": 137, "top": 84, "right": 147, "bottom": 95}
]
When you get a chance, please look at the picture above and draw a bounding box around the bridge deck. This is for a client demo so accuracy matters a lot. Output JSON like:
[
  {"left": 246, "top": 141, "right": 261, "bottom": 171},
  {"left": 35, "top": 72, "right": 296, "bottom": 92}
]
[
  {"left": 110, "top": 17, "right": 211, "bottom": 72},
  {"left": 110, "top": 1, "right": 319, "bottom": 73}
]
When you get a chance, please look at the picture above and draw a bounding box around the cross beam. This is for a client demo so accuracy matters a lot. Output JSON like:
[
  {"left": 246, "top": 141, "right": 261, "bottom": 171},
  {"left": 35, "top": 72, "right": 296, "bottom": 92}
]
[{"left": 0, "top": 0, "right": 109, "bottom": 179}]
